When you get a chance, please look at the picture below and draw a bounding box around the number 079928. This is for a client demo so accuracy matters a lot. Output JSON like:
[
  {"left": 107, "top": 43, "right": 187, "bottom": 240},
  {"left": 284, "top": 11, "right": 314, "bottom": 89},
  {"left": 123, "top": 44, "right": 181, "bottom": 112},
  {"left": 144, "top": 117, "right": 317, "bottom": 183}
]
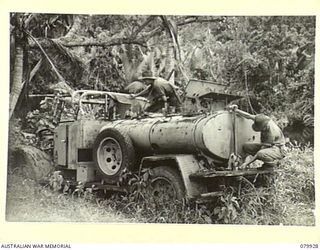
[{"left": 300, "top": 244, "right": 319, "bottom": 248}]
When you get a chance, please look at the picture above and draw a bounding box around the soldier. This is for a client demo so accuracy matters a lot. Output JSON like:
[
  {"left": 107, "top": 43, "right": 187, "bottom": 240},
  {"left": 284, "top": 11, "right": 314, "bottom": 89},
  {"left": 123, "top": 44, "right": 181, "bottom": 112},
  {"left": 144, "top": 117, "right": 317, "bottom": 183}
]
[
  {"left": 124, "top": 80, "right": 147, "bottom": 95},
  {"left": 229, "top": 105, "right": 286, "bottom": 169},
  {"left": 131, "top": 76, "right": 182, "bottom": 113}
]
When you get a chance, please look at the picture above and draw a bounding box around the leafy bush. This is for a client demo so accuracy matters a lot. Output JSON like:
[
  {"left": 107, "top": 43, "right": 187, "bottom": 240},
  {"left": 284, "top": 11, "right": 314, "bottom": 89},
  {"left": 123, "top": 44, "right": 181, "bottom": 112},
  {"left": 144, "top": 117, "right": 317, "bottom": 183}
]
[
  {"left": 228, "top": 145, "right": 314, "bottom": 225},
  {"left": 213, "top": 188, "right": 240, "bottom": 224},
  {"left": 99, "top": 146, "right": 314, "bottom": 225},
  {"left": 7, "top": 143, "right": 314, "bottom": 225},
  {"left": 8, "top": 118, "right": 25, "bottom": 148}
]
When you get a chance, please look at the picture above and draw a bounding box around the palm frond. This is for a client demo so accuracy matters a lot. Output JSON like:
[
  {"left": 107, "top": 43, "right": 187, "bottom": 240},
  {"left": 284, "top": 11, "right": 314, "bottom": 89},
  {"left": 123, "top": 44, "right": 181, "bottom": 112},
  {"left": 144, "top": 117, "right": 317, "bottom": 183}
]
[
  {"left": 136, "top": 52, "right": 154, "bottom": 77},
  {"left": 49, "top": 39, "right": 84, "bottom": 71},
  {"left": 121, "top": 50, "right": 156, "bottom": 85},
  {"left": 26, "top": 32, "right": 74, "bottom": 94}
]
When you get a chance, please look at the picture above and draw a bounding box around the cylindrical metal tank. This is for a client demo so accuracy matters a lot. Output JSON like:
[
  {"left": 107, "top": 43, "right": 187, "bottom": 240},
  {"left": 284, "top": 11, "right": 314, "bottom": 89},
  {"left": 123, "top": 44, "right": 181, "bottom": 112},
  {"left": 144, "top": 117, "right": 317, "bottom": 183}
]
[{"left": 100, "top": 111, "right": 260, "bottom": 160}]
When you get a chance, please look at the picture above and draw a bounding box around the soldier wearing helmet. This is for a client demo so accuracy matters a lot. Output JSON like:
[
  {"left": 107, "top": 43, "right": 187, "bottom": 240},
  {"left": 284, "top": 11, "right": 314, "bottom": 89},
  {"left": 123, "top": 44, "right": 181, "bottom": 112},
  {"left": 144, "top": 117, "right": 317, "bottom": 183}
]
[
  {"left": 130, "top": 76, "right": 181, "bottom": 113},
  {"left": 229, "top": 105, "right": 286, "bottom": 169}
]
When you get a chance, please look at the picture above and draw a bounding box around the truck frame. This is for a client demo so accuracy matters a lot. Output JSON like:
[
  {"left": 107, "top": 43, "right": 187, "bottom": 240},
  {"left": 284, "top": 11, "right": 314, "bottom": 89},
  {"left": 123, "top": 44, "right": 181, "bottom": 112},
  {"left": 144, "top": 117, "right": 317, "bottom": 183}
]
[{"left": 14, "top": 80, "right": 275, "bottom": 201}]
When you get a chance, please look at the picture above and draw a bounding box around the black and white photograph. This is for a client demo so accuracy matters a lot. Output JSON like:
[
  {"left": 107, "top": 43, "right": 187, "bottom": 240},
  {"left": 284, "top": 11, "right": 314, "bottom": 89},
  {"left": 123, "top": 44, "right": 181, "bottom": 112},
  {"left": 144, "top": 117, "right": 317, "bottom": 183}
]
[{"left": 5, "top": 12, "right": 316, "bottom": 229}]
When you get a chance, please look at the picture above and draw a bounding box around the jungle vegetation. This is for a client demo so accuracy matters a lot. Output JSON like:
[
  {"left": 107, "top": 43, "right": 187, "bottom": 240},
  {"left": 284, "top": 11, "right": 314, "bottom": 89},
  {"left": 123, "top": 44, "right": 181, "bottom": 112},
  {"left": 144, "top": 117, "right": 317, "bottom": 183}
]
[{"left": 9, "top": 14, "right": 315, "bottom": 143}]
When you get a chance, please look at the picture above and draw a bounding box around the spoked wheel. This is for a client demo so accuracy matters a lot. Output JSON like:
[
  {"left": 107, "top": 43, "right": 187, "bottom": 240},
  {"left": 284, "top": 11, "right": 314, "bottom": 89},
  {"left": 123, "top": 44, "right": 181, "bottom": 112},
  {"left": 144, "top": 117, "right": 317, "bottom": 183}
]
[
  {"left": 150, "top": 166, "right": 185, "bottom": 201},
  {"left": 93, "top": 128, "right": 135, "bottom": 181}
]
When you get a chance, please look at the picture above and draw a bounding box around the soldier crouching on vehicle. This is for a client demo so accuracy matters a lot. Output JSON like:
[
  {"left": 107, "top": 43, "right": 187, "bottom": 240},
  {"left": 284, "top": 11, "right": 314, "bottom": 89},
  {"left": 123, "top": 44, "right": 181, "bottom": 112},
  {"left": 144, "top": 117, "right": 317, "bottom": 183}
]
[
  {"left": 130, "top": 76, "right": 182, "bottom": 114},
  {"left": 229, "top": 104, "right": 286, "bottom": 170}
]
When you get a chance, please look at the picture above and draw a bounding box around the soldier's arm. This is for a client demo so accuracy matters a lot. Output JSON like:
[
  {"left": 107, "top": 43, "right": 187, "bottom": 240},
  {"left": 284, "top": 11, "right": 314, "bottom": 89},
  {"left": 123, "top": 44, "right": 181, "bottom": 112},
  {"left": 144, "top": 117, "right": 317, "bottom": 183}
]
[
  {"left": 132, "top": 85, "right": 152, "bottom": 98},
  {"left": 154, "top": 83, "right": 168, "bottom": 108},
  {"left": 162, "top": 95, "right": 168, "bottom": 111},
  {"left": 240, "top": 154, "right": 258, "bottom": 169},
  {"left": 227, "top": 105, "right": 255, "bottom": 120},
  {"left": 235, "top": 109, "right": 256, "bottom": 120}
]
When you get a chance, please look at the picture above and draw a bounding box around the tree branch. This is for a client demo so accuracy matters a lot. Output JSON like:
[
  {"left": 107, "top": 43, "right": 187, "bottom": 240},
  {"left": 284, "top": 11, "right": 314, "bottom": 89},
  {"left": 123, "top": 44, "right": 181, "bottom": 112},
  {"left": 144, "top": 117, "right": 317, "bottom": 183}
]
[
  {"left": 29, "top": 37, "right": 147, "bottom": 48},
  {"left": 143, "top": 26, "right": 164, "bottom": 41},
  {"left": 141, "top": 17, "right": 225, "bottom": 41},
  {"left": 28, "top": 17, "right": 223, "bottom": 49},
  {"left": 177, "top": 17, "right": 225, "bottom": 26},
  {"left": 62, "top": 39, "right": 147, "bottom": 48},
  {"left": 131, "top": 15, "right": 156, "bottom": 39}
]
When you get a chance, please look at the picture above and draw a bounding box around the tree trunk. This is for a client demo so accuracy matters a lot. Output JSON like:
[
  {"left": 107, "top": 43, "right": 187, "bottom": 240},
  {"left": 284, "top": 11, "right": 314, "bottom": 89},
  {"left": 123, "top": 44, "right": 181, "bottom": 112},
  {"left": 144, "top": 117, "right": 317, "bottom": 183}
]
[
  {"left": 63, "top": 15, "right": 82, "bottom": 40},
  {"left": 9, "top": 44, "right": 24, "bottom": 119},
  {"left": 164, "top": 39, "right": 175, "bottom": 83},
  {"left": 160, "top": 16, "right": 178, "bottom": 83}
]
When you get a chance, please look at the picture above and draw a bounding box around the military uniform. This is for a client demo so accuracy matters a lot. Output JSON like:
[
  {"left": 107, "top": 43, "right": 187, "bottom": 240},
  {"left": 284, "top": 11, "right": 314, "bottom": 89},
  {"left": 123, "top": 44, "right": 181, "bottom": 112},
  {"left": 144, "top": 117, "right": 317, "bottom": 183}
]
[
  {"left": 243, "top": 114, "right": 286, "bottom": 164},
  {"left": 144, "top": 77, "right": 181, "bottom": 112}
]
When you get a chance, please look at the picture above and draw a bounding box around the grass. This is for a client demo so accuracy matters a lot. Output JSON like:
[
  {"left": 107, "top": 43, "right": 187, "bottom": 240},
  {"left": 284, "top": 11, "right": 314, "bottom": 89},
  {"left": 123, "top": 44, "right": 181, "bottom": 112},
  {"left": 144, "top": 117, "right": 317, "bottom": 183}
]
[
  {"left": 101, "top": 145, "right": 315, "bottom": 225},
  {"left": 223, "top": 145, "right": 315, "bottom": 225},
  {"left": 6, "top": 145, "right": 315, "bottom": 225},
  {"left": 6, "top": 173, "right": 136, "bottom": 223}
]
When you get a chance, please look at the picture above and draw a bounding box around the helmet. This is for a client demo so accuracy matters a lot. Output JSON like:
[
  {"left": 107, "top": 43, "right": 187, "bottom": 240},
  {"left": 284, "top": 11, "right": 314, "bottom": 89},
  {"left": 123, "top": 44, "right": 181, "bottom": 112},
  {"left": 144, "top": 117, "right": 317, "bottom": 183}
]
[{"left": 252, "top": 114, "right": 270, "bottom": 131}]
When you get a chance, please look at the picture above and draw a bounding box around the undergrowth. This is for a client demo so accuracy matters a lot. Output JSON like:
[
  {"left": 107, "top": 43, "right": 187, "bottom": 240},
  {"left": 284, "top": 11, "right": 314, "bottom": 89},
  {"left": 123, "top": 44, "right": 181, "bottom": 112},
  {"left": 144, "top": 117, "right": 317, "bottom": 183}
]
[
  {"left": 6, "top": 144, "right": 315, "bottom": 225},
  {"left": 102, "top": 144, "right": 315, "bottom": 225},
  {"left": 6, "top": 173, "right": 135, "bottom": 222}
]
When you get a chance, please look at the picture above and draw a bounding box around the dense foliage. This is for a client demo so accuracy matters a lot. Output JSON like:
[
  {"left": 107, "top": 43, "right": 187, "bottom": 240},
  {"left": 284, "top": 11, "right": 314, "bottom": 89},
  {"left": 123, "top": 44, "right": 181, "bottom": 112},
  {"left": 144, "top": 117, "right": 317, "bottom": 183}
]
[
  {"left": 179, "top": 16, "right": 315, "bottom": 139},
  {"left": 7, "top": 14, "right": 315, "bottom": 226},
  {"left": 9, "top": 14, "right": 315, "bottom": 142}
]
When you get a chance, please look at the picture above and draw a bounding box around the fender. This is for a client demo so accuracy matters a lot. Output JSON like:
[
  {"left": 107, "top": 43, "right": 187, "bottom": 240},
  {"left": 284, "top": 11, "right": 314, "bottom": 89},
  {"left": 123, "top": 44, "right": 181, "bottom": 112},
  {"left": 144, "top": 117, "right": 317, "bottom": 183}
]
[{"left": 140, "top": 154, "right": 207, "bottom": 198}]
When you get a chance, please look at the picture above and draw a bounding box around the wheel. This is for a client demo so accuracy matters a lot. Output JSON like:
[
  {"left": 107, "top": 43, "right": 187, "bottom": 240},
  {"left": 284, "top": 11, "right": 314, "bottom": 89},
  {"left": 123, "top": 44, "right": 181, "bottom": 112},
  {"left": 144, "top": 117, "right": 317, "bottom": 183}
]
[
  {"left": 9, "top": 145, "right": 53, "bottom": 181},
  {"left": 93, "top": 128, "right": 136, "bottom": 181},
  {"left": 150, "top": 166, "right": 185, "bottom": 200}
]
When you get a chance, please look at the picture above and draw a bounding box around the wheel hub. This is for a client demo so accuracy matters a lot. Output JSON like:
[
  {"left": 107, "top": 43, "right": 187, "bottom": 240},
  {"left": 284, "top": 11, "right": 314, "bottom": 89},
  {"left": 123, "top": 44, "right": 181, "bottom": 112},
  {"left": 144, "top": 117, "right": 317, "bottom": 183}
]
[
  {"left": 151, "top": 177, "right": 177, "bottom": 200},
  {"left": 97, "top": 137, "right": 122, "bottom": 175}
]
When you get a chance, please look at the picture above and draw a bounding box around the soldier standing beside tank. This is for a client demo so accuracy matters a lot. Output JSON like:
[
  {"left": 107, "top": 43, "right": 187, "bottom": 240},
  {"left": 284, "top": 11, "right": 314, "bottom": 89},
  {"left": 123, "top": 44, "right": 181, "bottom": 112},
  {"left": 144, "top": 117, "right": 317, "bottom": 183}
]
[
  {"left": 130, "top": 76, "right": 182, "bottom": 114},
  {"left": 229, "top": 105, "right": 286, "bottom": 169}
]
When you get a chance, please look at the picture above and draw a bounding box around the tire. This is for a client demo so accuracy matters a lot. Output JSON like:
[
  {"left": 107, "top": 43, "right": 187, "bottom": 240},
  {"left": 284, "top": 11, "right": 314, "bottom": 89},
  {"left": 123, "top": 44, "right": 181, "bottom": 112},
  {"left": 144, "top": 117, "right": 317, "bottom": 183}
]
[
  {"left": 10, "top": 145, "right": 53, "bottom": 181},
  {"left": 93, "top": 128, "right": 136, "bottom": 181},
  {"left": 150, "top": 166, "right": 185, "bottom": 200}
]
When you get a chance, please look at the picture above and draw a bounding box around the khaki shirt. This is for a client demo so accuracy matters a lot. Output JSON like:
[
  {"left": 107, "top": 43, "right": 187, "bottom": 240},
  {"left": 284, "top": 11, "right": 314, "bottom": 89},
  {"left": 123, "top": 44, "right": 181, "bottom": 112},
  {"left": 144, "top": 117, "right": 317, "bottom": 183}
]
[
  {"left": 150, "top": 78, "right": 175, "bottom": 100},
  {"left": 261, "top": 120, "right": 286, "bottom": 145}
]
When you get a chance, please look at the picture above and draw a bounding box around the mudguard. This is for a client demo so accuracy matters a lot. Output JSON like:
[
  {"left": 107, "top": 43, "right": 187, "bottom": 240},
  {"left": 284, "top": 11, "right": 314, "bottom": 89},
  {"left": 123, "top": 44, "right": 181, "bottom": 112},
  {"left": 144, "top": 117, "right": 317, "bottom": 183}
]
[{"left": 140, "top": 154, "right": 207, "bottom": 198}]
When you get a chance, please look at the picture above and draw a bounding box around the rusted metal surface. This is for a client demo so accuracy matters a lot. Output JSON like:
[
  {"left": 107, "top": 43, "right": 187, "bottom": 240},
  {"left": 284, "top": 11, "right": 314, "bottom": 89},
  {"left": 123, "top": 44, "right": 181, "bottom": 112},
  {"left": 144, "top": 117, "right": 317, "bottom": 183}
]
[
  {"left": 183, "top": 79, "right": 242, "bottom": 114},
  {"left": 141, "top": 154, "right": 207, "bottom": 198},
  {"left": 86, "top": 182, "right": 128, "bottom": 192},
  {"left": 54, "top": 123, "right": 68, "bottom": 166},
  {"left": 67, "top": 120, "right": 105, "bottom": 169},
  {"left": 189, "top": 168, "right": 274, "bottom": 179},
  {"left": 185, "top": 79, "right": 241, "bottom": 100},
  {"left": 148, "top": 116, "right": 198, "bottom": 153},
  {"left": 54, "top": 108, "right": 261, "bottom": 191},
  {"left": 77, "top": 164, "right": 96, "bottom": 182},
  {"left": 71, "top": 90, "right": 149, "bottom": 120},
  {"left": 174, "top": 155, "right": 208, "bottom": 198},
  {"left": 100, "top": 111, "right": 260, "bottom": 160}
]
